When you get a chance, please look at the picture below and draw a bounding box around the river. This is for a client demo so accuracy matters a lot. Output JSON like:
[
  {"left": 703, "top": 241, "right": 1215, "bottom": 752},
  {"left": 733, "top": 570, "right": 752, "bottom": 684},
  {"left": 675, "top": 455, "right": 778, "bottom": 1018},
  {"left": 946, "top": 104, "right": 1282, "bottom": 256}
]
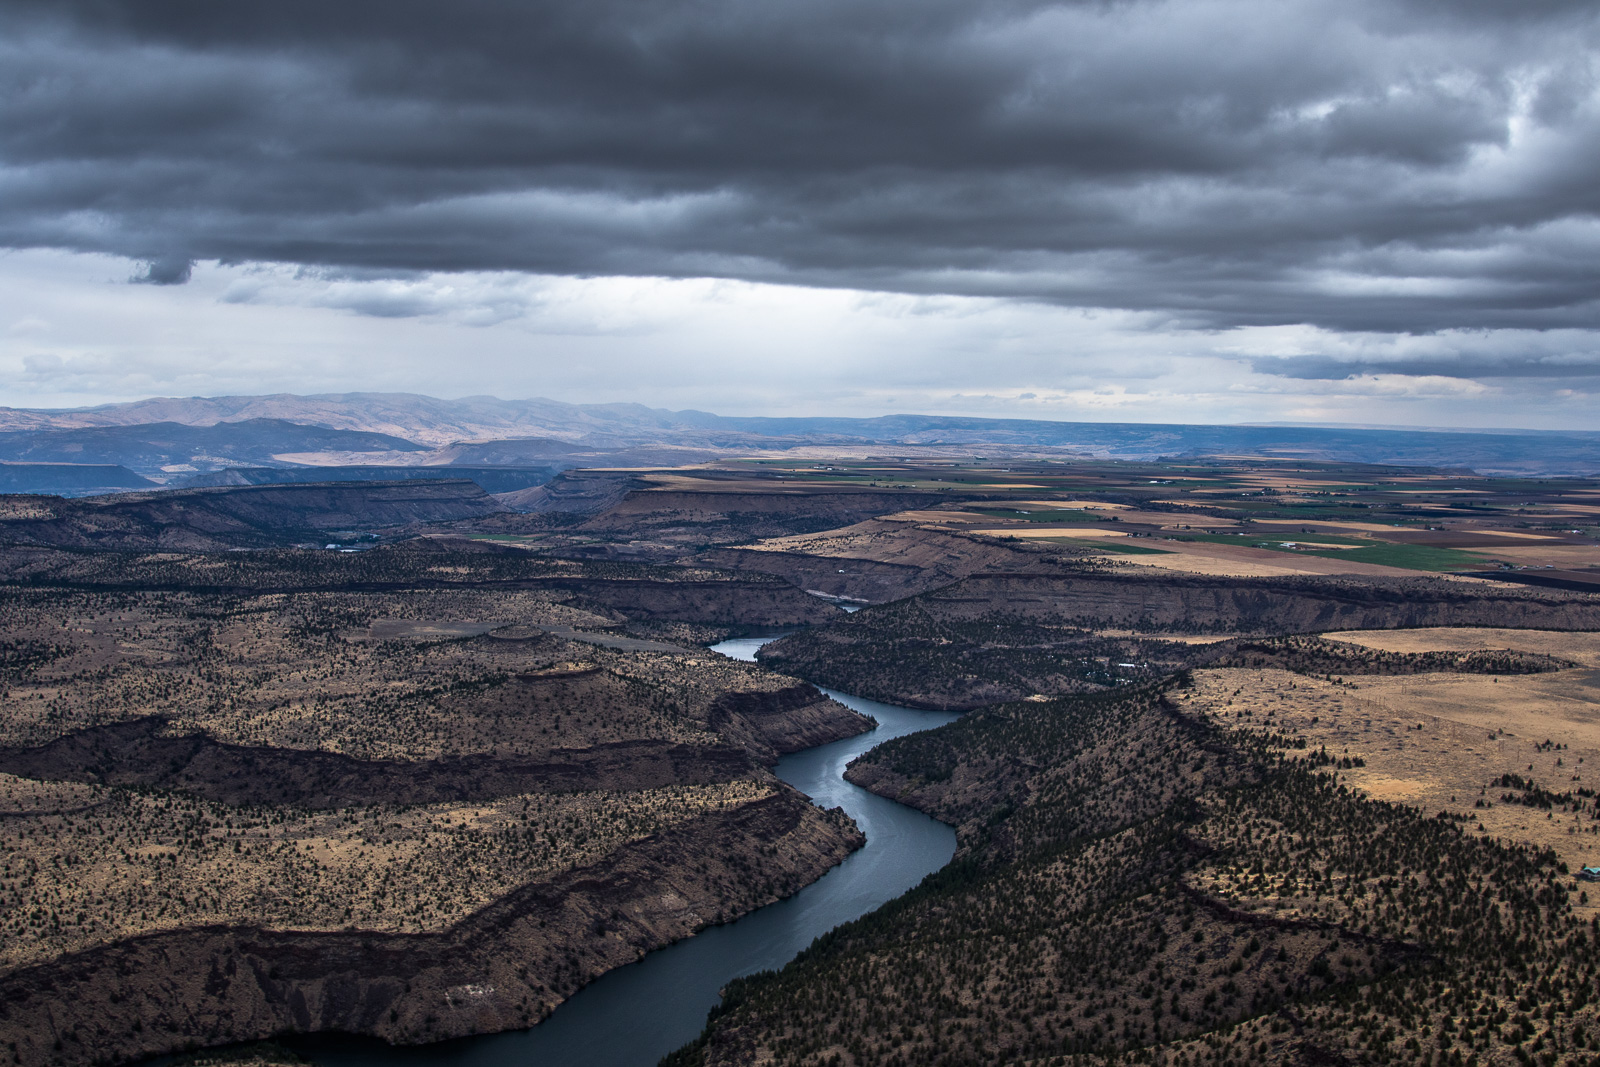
[{"left": 292, "top": 636, "right": 960, "bottom": 1067}]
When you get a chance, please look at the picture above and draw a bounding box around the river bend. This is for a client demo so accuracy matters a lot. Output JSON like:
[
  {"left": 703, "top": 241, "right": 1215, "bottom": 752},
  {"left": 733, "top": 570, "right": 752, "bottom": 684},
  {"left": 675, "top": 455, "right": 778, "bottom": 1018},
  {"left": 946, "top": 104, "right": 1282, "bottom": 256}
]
[{"left": 293, "top": 636, "right": 959, "bottom": 1067}]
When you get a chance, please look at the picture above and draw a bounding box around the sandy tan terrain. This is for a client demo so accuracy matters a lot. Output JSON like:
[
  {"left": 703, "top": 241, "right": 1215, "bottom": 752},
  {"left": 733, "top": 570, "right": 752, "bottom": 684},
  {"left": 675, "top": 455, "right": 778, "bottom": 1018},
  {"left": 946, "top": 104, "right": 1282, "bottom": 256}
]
[
  {"left": 1007, "top": 499, "right": 1136, "bottom": 510},
  {"left": 1179, "top": 666, "right": 1600, "bottom": 877},
  {"left": 879, "top": 510, "right": 989, "bottom": 523},
  {"left": 0, "top": 773, "right": 774, "bottom": 968},
  {"left": 1098, "top": 630, "right": 1234, "bottom": 644},
  {"left": 1102, "top": 538, "right": 1423, "bottom": 578},
  {"left": 1109, "top": 552, "right": 1311, "bottom": 577},
  {"left": 968, "top": 526, "right": 1130, "bottom": 539},
  {"left": 1324, "top": 627, "right": 1600, "bottom": 667}
]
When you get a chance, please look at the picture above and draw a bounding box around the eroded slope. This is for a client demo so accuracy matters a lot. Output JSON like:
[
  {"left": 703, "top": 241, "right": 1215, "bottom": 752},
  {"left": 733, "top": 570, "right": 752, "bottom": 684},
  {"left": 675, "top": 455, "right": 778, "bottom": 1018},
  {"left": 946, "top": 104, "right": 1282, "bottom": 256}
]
[
  {"left": 0, "top": 545, "right": 871, "bottom": 1064},
  {"left": 673, "top": 683, "right": 1597, "bottom": 1067}
]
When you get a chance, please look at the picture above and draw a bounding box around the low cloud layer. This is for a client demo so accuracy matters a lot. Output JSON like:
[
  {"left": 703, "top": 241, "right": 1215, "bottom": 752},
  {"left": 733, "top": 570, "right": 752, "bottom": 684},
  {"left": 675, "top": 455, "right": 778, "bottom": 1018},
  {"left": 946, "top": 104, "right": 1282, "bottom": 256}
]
[
  {"left": 1, "top": 0, "right": 1597, "bottom": 340},
  {"left": 3, "top": 251, "right": 1596, "bottom": 431}
]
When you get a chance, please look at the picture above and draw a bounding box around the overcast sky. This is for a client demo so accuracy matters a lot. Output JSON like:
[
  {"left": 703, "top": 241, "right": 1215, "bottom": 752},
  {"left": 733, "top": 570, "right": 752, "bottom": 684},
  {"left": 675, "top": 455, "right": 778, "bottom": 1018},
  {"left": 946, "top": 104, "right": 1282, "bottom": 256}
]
[{"left": 2, "top": 0, "right": 1597, "bottom": 428}]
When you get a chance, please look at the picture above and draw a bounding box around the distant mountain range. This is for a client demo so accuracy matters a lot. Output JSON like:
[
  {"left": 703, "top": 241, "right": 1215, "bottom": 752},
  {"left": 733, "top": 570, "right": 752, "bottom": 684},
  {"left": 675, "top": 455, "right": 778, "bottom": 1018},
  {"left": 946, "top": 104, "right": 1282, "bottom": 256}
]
[
  {"left": 0, "top": 393, "right": 1596, "bottom": 482},
  {"left": 0, "top": 420, "right": 425, "bottom": 477}
]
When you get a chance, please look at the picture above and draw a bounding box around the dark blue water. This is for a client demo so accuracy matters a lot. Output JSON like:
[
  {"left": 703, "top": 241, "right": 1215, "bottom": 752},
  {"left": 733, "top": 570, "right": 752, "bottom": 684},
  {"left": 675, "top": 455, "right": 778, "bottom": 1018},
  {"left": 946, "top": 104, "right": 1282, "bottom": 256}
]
[{"left": 291, "top": 637, "right": 959, "bottom": 1067}]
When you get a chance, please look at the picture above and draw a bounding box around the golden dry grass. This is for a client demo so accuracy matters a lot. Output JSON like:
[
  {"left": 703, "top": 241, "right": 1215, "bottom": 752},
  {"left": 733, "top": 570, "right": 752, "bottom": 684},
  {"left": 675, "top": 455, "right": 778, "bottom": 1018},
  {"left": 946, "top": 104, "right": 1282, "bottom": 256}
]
[
  {"left": 1323, "top": 627, "right": 1600, "bottom": 667},
  {"left": 968, "top": 526, "right": 1131, "bottom": 539},
  {"left": 1177, "top": 667, "right": 1600, "bottom": 880},
  {"left": 0, "top": 579, "right": 860, "bottom": 995},
  {"left": 879, "top": 510, "right": 989, "bottom": 523},
  {"left": 0, "top": 770, "right": 774, "bottom": 969},
  {"left": 0, "top": 588, "right": 820, "bottom": 758}
]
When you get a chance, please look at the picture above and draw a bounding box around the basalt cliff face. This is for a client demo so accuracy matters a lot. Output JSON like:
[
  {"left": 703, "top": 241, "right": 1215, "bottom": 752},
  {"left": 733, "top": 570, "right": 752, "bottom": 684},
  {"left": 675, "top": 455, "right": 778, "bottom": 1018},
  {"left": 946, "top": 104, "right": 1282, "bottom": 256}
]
[
  {"left": 0, "top": 790, "right": 862, "bottom": 1066},
  {"left": 705, "top": 683, "right": 870, "bottom": 763}
]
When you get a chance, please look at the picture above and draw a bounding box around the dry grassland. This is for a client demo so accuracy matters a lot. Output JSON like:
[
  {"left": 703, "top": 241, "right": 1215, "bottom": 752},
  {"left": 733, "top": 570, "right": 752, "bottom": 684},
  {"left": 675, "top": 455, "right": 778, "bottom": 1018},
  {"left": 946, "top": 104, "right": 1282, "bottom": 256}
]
[
  {"left": 0, "top": 587, "right": 828, "bottom": 759},
  {"left": 876, "top": 510, "right": 987, "bottom": 524},
  {"left": 1324, "top": 626, "right": 1600, "bottom": 667},
  {"left": 1100, "top": 631, "right": 1235, "bottom": 645},
  {"left": 1108, "top": 550, "right": 1323, "bottom": 578},
  {"left": 0, "top": 770, "right": 774, "bottom": 969},
  {"left": 970, "top": 506, "right": 1233, "bottom": 528},
  {"left": 972, "top": 526, "right": 1131, "bottom": 539},
  {"left": 1176, "top": 666, "right": 1600, "bottom": 877},
  {"left": 1008, "top": 499, "right": 1137, "bottom": 510},
  {"left": 740, "top": 520, "right": 929, "bottom": 556}
]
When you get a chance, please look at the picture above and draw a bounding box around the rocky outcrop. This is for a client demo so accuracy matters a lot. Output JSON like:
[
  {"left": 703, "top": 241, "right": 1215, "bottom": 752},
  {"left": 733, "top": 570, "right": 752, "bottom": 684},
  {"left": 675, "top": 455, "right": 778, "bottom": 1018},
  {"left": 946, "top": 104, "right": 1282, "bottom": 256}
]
[
  {"left": 0, "top": 789, "right": 864, "bottom": 1066},
  {"left": 707, "top": 684, "right": 874, "bottom": 762},
  {"left": 495, "top": 470, "right": 642, "bottom": 514},
  {"left": 699, "top": 521, "right": 1056, "bottom": 604}
]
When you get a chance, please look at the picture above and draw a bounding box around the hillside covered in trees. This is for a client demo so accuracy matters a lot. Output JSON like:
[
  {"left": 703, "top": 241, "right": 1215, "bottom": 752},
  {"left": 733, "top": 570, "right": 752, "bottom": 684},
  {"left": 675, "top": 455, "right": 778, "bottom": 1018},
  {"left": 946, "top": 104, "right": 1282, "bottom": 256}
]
[{"left": 671, "top": 680, "right": 1600, "bottom": 1066}]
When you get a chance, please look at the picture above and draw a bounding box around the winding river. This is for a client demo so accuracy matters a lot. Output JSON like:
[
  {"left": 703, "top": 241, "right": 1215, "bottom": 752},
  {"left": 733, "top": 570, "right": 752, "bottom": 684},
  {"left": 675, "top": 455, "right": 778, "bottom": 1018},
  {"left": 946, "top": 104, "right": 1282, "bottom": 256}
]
[{"left": 293, "top": 636, "right": 960, "bottom": 1067}]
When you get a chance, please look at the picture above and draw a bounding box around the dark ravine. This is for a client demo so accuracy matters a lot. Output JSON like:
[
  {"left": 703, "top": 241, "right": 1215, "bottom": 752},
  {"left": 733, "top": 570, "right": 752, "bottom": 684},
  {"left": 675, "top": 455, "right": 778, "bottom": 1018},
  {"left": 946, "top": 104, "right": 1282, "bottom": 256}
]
[
  {"left": 526, "top": 576, "right": 840, "bottom": 626},
  {"left": 0, "top": 718, "right": 758, "bottom": 809},
  {"left": 0, "top": 686, "right": 868, "bottom": 809},
  {"left": 0, "top": 790, "right": 863, "bottom": 1067},
  {"left": 274, "top": 680, "right": 962, "bottom": 1067},
  {"left": 0, "top": 655, "right": 875, "bottom": 1067}
]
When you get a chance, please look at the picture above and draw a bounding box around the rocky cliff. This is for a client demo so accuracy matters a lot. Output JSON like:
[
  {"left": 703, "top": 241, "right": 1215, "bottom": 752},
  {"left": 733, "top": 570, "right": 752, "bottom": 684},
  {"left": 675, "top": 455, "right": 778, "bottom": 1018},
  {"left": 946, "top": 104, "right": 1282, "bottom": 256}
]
[{"left": 0, "top": 789, "right": 863, "bottom": 1066}]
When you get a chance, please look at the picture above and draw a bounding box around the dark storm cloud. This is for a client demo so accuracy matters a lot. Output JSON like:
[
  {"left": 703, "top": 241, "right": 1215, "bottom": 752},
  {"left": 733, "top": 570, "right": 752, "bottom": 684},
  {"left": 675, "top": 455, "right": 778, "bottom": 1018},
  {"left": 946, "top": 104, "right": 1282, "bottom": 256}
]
[
  {"left": 131, "top": 256, "right": 193, "bottom": 285},
  {"left": 2, "top": 0, "right": 1598, "bottom": 334}
]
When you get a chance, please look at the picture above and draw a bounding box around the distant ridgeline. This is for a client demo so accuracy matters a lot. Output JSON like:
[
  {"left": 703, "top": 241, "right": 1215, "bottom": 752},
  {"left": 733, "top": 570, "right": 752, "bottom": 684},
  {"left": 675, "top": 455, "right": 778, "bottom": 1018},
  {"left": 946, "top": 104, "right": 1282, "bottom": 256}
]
[
  {"left": 706, "top": 416, "right": 1600, "bottom": 476},
  {"left": 176, "top": 465, "right": 556, "bottom": 494},
  {"left": 0, "top": 395, "right": 1596, "bottom": 475}
]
